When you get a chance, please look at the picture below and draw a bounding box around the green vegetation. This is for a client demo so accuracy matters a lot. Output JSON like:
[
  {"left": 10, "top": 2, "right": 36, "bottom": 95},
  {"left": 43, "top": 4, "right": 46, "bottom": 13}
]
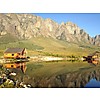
[
  {"left": 0, "top": 40, "right": 44, "bottom": 51},
  {"left": 0, "top": 34, "right": 18, "bottom": 43},
  {"left": 0, "top": 37, "right": 100, "bottom": 57},
  {"left": 0, "top": 79, "right": 15, "bottom": 88}
]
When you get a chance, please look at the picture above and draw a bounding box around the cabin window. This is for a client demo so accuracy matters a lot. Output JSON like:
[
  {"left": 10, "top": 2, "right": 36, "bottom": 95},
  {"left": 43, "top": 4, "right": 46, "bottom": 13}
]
[
  {"left": 19, "top": 53, "right": 20, "bottom": 55},
  {"left": 12, "top": 54, "right": 14, "bottom": 56},
  {"left": 11, "top": 65, "right": 13, "bottom": 67}
]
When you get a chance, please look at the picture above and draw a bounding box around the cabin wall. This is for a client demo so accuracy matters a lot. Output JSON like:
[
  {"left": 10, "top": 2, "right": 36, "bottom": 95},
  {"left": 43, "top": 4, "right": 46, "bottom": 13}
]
[
  {"left": 4, "top": 53, "right": 19, "bottom": 58},
  {"left": 23, "top": 49, "right": 27, "bottom": 55},
  {"left": 92, "top": 53, "right": 100, "bottom": 59},
  {"left": 3, "top": 48, "right": 27, "bottom": 59}
]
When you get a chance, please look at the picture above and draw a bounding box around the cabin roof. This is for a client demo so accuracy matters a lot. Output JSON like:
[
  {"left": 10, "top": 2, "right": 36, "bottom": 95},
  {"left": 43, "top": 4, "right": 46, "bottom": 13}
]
[
  {"left": 88, "top": 51, "right": 100, "bottom": 57},
  {"left": 4, "top": 48, "right": 25, "bottom": 53}
]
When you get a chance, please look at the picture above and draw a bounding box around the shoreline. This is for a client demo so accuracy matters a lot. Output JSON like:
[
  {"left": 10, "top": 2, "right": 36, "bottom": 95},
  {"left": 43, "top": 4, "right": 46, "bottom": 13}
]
[{"left": 0, "top": 56, "right": 84, "bottom": 64}]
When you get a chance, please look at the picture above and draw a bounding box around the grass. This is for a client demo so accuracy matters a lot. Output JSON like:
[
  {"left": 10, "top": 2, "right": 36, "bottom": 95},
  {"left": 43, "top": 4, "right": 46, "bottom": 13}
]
[
  {"left": 0, "top": 50, "right": 3, "bottom": 57},
  {"left": 29, "top": 37, "right": 100, "bottom": 57},
  {"left": 0, "top": 33, "right": 18, "bottom": 43},
  {"left": 0, "top": 36, "right": 100, "bottom": 57}
]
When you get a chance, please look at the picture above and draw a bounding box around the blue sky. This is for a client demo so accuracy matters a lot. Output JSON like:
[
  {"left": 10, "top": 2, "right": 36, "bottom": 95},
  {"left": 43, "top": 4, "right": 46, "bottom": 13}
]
[{"left": 34, "top": 13, "right": 100, "bottom": 37}]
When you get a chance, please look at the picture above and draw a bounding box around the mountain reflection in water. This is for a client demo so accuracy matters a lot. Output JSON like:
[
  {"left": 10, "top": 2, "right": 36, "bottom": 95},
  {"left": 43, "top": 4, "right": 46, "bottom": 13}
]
[
  {"left": 1, "top": 60, "right": 100, "bottom": 88},
  {"left": 85, "top": 78, "right": 100, "bottom": 88}
]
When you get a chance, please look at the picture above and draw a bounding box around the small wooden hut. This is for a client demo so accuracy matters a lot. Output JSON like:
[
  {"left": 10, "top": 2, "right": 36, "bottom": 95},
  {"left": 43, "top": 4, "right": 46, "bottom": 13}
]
[
  {"left": 4, "top": 48, "right": 27, "bottom": 59},
  {"left": 87, "top": 51, "right": 100, "bottom": 60}
]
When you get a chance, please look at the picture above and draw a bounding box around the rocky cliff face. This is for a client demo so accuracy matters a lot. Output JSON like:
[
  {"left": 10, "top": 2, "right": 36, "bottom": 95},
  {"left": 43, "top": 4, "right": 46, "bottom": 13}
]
[
  {"left": 0, "top": 13, "right": 100, "bottom": 46},
  {"left": 56, "top": 22, "right": 93, "bottom": 44},
  {"left": 93, "top": 35, "right": 100, "bottom": 46}
]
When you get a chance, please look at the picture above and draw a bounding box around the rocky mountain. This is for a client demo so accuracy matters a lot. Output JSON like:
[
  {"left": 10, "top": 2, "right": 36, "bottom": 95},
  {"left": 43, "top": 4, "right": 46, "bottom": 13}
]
[
  {"left": 93, "top": 35, "right": 100, "bottom": 46},
  {"left": 0, "top": 13, "right": 100, "bottom": 46}
]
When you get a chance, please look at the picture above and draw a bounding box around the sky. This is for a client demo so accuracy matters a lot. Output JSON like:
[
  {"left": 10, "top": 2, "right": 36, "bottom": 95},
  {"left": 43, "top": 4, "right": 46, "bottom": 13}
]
[{"left": 34, "top": 13, "right": 100, "bottom": 37}]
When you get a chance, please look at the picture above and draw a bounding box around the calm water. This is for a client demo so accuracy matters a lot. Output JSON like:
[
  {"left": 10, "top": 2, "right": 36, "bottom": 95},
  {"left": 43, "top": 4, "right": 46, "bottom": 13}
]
[{"left": 1, "top": 60, "right": 100, "bottom": 88}]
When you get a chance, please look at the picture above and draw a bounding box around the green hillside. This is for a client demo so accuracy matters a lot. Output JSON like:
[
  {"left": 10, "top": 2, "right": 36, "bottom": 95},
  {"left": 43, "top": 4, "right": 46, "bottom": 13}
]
[{"left": 0, "top": 36, "right": 100, "bottom": 57}]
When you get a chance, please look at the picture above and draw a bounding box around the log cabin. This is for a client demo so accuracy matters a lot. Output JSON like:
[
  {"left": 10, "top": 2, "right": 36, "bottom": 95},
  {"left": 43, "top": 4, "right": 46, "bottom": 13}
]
[
  {"left": 4, "top": 48, "right": 27, "bottom": 59},
  {"left": 86, "top": 51, "right": 100, "bottom": 60}
]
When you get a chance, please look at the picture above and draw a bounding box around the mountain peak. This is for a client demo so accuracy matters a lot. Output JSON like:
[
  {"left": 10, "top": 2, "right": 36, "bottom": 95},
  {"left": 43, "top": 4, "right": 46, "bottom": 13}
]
[
  {"left": 0, "top": 13, "right": 100, "bottom": 46},
  {"left": 66, "top": 21, "right": 74, "bottom": 24}
]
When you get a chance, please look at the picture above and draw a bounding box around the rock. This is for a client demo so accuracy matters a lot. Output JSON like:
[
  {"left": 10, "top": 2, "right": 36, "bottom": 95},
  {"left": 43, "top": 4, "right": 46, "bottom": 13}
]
[
  {"left": 0, "top": 14, "right": 99, "bottom": 46},
  {"left": 9, "top": 72, "right": 16, "bottom": 76},
  {"left": 27, "top": 84, "right": 31, "bottom": 88},
  {"left": 0, "top": 78, "right": 4, "bottom": 84},
  {"left": 3, "top": 79, "right": 15, "bottom": 88},
  {"left": 2, "top": 74, "right": 6, "bottom": 77},
  {"left": 19, "top": 82, "right": 32, "bottom": 88},
  {"left": 94, "top": 35, "right": 100, "bottom": 46}
]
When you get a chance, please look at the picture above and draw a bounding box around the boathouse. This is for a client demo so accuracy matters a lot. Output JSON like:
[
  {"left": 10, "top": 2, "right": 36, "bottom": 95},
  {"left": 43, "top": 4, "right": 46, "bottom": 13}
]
[{"left": 4, "top": 48, "right": 27, "bottom": 59}]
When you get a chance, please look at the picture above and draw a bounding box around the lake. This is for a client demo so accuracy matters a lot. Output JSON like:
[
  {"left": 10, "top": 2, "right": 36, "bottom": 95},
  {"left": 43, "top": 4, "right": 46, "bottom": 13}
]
[{"left": 0, "top": 60, "right": 100, "bottom": 88}]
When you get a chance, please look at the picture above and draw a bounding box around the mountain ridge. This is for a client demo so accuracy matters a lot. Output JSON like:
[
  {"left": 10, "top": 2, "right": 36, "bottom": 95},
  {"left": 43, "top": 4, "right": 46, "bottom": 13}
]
[{"left": 0, "top": 13, "right": 100, "bottom": 46}]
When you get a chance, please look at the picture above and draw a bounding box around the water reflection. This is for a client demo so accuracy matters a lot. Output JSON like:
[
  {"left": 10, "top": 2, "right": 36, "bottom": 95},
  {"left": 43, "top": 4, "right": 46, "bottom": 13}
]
[
  {"left": 85, "top": 78, "right": 100, "bottom": 88},
  {"left": 3, "top": 62, "right": 27, "bottom": 73},
  {"left": 87, "top": 60, "right": 99, "bottom": 66},
  {"left": 21, "top": 61, "right": 100, "bottom": 88},
  {"left": 1, "top": 61, "right": 100, "bottom": 88},
  {"left": 33, "top": 67, "right": 100, "bottom": 88}
]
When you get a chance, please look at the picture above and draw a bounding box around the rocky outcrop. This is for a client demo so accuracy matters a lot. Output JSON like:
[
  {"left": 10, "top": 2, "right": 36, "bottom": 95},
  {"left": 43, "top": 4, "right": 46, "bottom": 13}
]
[
  {"left": 56, "top": 22, "right": 93, "bottom": 44},
  {"left": 0, "top": 64, "right": 32, "bottom": 88},
  {"left": 93, "top": 35, "right": 100, "bottom": 46},
  {"left": 0, "top": 13, "right": 99, "bottom": 46}
]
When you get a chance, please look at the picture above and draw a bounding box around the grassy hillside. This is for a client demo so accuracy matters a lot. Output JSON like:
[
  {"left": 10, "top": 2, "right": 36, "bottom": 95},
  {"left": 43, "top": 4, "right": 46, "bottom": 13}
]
[
  {"left": 0, "top": 34, "right": 18, "bottom": 43},
  {"left": 0, "top": 36, "right": 100, "bottom": 57},
  {"left": 29, "top": 37, "right": 100, "bottom": 57}
]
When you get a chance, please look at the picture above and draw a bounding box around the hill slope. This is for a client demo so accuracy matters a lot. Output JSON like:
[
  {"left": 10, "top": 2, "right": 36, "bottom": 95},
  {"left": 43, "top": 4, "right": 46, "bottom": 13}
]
[
  {"left": 0, "top": 37, "right": 99, "bottom": 57},
  {"left": 0, "top": 14, "right": 100, "bottom": 57}
]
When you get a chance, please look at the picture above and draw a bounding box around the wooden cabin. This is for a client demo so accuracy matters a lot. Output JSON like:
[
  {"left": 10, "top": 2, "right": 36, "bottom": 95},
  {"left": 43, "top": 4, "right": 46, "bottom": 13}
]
[
  {"left": 4, "top": 48, "right": 27, "bottom": 59},
  {"left": 87, "top": 51, "right": 100, "bottom": 60}
]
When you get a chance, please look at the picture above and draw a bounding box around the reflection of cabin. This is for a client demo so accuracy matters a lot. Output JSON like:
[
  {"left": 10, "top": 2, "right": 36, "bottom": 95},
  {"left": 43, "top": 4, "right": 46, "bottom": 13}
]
[
  {"left": 87, "top": 51, "right": 100, "bottom": 60},
  {"left": 4, "top": 63, "right": 27, "bottom": 73},
  {"left": 88, "top": 60, "right": 99, "bottom": 65},
  {"left": 4, "top": 48, "right": 27, "bottom": 59}
]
